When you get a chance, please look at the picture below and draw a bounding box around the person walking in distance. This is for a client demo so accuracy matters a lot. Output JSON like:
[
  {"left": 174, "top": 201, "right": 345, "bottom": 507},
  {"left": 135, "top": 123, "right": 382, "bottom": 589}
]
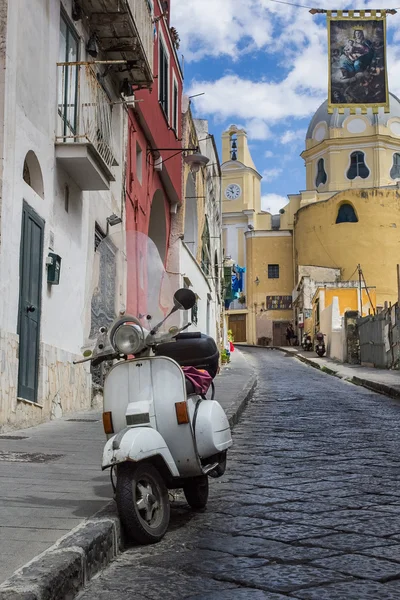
[{"left": 286, "top": 323, "right": 295, "bottom": 346}]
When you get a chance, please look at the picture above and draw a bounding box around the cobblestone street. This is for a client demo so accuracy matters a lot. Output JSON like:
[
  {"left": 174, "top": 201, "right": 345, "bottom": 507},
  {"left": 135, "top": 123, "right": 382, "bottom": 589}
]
[{"left": 77, "top": 349, "right": 400, "bottom": 600}]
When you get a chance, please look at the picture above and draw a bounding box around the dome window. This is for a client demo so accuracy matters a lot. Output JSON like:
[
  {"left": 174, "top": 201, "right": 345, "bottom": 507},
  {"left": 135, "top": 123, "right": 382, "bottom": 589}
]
[
  {"left": 390, "top": 153, "right": 400, "bottom": 180},
  {"left": 316, "top": 158, "right": 327, "bottom": 187},
  {"left": 336, "top": 203, "right": 358, "bottom": 224},
  {"left": 347, "top": 151, "right": 369, "bottom": 180}
]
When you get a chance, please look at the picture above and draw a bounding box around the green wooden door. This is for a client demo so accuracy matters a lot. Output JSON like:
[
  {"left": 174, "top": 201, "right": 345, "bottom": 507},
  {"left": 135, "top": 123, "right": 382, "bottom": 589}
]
[{"left": 18, "top": 203, "right": 44, "bottom": 402}]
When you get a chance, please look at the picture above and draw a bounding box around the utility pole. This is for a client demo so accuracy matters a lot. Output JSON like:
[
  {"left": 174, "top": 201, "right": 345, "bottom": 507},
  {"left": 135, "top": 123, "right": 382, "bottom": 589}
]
[{"left": 358, "top": 264, "right": 362, "bottom": 316}]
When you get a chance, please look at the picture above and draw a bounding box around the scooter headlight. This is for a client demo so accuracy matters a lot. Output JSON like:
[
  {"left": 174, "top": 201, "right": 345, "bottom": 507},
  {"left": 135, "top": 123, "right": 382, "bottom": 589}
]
[{"left": 112, "top": 324, "right": 144, "bottom": 355}]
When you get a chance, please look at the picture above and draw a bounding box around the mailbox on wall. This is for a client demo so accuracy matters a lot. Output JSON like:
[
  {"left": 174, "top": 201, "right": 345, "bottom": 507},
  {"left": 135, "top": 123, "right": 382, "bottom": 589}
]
[{"left": 47, "top": 252, "right": 62, "bottom": 285}]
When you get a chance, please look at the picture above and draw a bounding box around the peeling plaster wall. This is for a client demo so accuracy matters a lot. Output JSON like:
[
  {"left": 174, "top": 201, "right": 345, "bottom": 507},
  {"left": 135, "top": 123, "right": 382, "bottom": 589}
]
[{"left": 0, "top": 331, "right": 93, "bottom": 433}]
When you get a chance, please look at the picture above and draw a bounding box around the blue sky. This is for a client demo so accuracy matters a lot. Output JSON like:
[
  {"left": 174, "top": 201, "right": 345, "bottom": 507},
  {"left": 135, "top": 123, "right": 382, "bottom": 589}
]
[{"left": 171, "top": 0, "right": 400, "bottom": 213}]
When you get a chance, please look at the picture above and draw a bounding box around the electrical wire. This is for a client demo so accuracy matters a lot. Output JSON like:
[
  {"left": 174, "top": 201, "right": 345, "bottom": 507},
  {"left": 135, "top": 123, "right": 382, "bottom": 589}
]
[
  {"left": 267, "top": 0, "right": 400, "bottom": 10},
  {"left": 267, "top": 0, "right": 314, "bottom": 8}
]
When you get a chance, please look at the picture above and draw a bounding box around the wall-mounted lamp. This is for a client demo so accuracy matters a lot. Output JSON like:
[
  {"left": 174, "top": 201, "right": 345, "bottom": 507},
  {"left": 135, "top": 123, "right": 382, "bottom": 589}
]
[
  {"left": 86, "top": 33, "right": 99, "bottom": 58},
  {"left": 255, "top": 277, "right": 260, "bottom": 286},
  {"left": 184, "top": 151, "right": 210, "bottom": 173},
  {"left": 106, "top": 214, "right": 122, "bottom": 235}
]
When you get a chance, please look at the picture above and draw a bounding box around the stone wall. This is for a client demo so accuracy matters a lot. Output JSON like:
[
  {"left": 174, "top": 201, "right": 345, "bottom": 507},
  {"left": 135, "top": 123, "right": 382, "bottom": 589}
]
[{"left": 0, "top": 329, "right": 94, "bottom": 432}]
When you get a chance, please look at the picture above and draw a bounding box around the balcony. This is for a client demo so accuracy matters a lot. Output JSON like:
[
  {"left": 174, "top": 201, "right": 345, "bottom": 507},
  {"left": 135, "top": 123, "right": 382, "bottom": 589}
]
[
  {"left": 76, "top": 0, "right": 153, "bottom": 87},
  {"left": 55, "top": 63, "right": 118, "bottom": 191}
]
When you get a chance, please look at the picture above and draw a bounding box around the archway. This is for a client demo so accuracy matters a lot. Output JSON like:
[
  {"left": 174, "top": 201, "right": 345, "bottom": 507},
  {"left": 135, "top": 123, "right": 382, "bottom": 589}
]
[
  {"left": 23, "top": 151, "right": 44, "bottom": 198},
  {"left": 184, "top": 173, "right": 198, "bottom": 257},
  {"left": 148, "top": 189, "right": 167, "bottom": 262}
]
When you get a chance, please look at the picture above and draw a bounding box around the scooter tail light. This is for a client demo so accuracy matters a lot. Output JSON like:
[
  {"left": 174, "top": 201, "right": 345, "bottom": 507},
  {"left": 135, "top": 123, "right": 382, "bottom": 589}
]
[
  {"left": 103, "top": 411, "right": 114, "bottom": 435},
  {"left": 175, "top": 401, "right": 190, "bottom": 425}
]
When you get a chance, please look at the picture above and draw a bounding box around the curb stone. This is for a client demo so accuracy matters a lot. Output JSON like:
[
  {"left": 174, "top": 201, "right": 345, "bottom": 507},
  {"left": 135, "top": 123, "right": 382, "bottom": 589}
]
[
  {"left": 0, "top": 371, "right": 257, "bottom": 600},
  {"left": 226, "top": 372, "right": 258, "bottom": 428},
  {"left": 0, "top": 503, "right": 122, "bottom": 600},
  {"left": 281, "top": 348, "right": 400, "bottom": 401}
]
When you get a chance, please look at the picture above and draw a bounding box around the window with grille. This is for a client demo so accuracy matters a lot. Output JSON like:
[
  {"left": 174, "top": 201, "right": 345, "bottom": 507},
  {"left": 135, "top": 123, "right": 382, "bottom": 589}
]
[
  {"left": 347, "top": 151, "right": 369, "bottom": 180},
  {"left": 58, "top": 12, "right": 79, "bottom": 136},
  {"left": 316, "top": 158, "right": 327, "bottom": 187},
  {"left": 159, "top": 39, "right": 169, "bottom": 118},
  {"left": 268, "top": 264, "right": 279, "bottom": 279},
  {"left": 336, "top": 203, "right": 358, "bottom": 224},
  {"left": 172, "top": 80, "right": 178, "bottom": 133},
  {"left": 390, "top": 153, "right": 400, "bottom": 180}
]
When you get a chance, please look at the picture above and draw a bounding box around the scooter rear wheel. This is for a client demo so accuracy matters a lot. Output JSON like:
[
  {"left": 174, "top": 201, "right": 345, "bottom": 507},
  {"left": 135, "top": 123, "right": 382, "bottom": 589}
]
[
  {"left": 116, "top": 462, "right": 170, "bottom": 545},
  {"left": 183, "top": 475, "right": 209, "bottom": 510}
]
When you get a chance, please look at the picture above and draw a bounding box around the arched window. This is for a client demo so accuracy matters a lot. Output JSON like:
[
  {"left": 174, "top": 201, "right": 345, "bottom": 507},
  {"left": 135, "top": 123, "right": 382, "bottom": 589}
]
[
  {"left": 336, "top": 203, "right": 358, "bottom": 224},
  {"left": 315, "top": 158, "right": 327, "bottom": 187},
  {"left": 390, "top": 153, "right": 400, "bottom": 180},
  {"left": 347, "top": 151, "right": 369, "bottom": 180},
  {"left": 201, "top": 218, "right": 211, "bottom": 275},
  {"left": 22, "top": 151, "right": 44, "bottom": 198}
]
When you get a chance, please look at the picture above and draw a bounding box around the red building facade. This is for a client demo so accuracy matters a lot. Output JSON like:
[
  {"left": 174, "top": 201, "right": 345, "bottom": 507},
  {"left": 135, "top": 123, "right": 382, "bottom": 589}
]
[{"left": 126, "top": 0, "right": 183, "bottom": 317}]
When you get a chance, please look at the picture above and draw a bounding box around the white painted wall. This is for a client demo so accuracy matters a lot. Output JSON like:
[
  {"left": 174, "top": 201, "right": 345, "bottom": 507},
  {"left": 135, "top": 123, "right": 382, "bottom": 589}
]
[
  {"left": 0, "top": 0, "right": 127, "bottom": 429},
  {"left": 320, "top": 296, "right": 346, "bottom": 362}
]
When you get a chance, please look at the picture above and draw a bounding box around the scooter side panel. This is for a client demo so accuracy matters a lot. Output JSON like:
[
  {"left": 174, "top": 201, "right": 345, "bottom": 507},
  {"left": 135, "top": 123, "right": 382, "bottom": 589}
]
[
  {"left": 102, "top": 427, "right": 180, "bottom": 477},
  {"left": 195, "top": 401, "right": 233, "bottom": 457}
]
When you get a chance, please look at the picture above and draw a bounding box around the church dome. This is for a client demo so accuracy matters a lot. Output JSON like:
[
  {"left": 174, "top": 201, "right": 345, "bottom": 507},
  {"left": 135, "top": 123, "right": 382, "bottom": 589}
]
[{"left": 306, "top": 92, "right": 400, "bottom": 140}]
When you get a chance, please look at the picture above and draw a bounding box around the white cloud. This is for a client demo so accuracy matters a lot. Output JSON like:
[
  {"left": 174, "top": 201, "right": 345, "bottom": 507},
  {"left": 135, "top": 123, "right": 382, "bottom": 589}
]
[
  {"left": 261, "top": 194, "right": 288, "bottom": 214},
  {"left": 171, "top": 0, "right": 274, "bottom": 61},
  {"left": 262, "top": 168, "right": 282, "bottom": 182},
  {"left": 187, "top": 74, "right": 325, "bottom": 124},
  {"left": 280, "top": 129, "right": 307, "bottom": 145},
  {"left": 264, "top": 150, "right": 274, "bottom": 158},
  {"left": 245, "top": 118, "right": 271, "bottom": 140}
]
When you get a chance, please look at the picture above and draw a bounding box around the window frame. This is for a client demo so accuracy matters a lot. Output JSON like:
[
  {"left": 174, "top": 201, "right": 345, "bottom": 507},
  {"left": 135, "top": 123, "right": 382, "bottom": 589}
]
[
  {"left": 336, "top": 203, "right": 358, "bottom": 224},
  {"left": 346, "top": 151, "right": 370, "bottom": 181},
  {"left": 158, "top": 32, "right": 170, "bottom": 120},
  {"left": 390, "top": 152, "right": 400, "bottom": 180},
  {"left": 315, "top": 157, "right": 327, "bottom": 187},
  {"left": 59, "top": 10, "right": 80, "bottom": 137},
  {"left": 136, "top": 141, "right": 143, "bottom": 185},
  {"left": 172, "top": 73, "right": 179, "bottom": 135},
  {"left": 268, "top": 264, "right": 280, "bottom": 279}
]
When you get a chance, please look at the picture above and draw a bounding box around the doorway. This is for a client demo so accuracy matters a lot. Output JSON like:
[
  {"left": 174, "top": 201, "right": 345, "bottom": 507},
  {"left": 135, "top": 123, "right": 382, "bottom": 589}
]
[
  {"left": 273, "top": 321, "right": 290, "bottom": 347},
  {"left": 228, "top": 314, "right": 247, "bottom": 343},
  {"left": 18, "top": 203, "right": 44, "bottom": 402}
]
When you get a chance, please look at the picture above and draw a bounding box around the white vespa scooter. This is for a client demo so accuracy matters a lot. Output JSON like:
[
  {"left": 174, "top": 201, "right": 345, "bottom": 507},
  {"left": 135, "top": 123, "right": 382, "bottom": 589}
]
[{"left": 76, "top": 231, "right": 232, "bottom": 544}]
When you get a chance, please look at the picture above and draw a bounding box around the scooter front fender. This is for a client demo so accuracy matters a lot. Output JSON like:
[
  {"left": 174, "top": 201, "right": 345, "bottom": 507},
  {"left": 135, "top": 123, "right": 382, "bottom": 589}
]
[{"left": 102, "top": 427, "right": 180, "bottom": 478}]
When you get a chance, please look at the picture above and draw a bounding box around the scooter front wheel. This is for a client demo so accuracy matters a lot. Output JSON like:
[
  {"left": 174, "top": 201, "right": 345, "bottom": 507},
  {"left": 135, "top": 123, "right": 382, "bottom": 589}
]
[{"left": 116, "top": 462, "right": 170, "bottom": 545}]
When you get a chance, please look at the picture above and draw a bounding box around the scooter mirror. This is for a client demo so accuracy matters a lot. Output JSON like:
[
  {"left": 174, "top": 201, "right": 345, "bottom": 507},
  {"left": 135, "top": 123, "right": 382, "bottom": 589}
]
[{"left": 173, "top": 288, "right": 196, "bottom": 310}]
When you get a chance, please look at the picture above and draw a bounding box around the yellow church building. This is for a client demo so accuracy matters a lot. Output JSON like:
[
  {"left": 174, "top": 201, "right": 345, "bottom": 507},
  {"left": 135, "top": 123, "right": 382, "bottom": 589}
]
[{"left": 222, "top": 93, "right": 400, "bottom": 346}]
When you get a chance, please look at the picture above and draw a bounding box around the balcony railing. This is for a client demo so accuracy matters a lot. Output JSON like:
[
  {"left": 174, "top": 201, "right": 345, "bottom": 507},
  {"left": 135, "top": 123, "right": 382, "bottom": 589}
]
[
  {"left": 56, "top": 63, "right": 116, "bottom": 174},
  {"left": 129, "top": 0, "right": 154, "bottom": 75},
  {"left": 76, "top": 0, "right": 153, "bottom": 86}
]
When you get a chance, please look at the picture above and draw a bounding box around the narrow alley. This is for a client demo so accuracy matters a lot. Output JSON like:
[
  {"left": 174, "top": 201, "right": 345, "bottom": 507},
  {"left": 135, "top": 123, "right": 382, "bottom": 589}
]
[{"left": 76, "top": 348, "right": 400, "bottom": 600}]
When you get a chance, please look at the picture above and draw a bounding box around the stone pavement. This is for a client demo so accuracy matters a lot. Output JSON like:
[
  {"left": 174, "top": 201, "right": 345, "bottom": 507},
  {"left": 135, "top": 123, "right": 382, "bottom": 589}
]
[
  {"left": 283, "top": 346, "right": 400, "bottom": 399},
  {"left": 0, "top": 349, "right": 255, "bottom": 593},
  {"left": 74, "top": 348, "right": 400, "bottom": 600}
]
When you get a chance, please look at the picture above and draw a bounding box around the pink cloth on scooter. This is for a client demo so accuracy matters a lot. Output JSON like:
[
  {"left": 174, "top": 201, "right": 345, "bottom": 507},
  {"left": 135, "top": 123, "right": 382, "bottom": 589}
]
[{"left": 182, "top": 366, "right": 212, "bottom": 396}]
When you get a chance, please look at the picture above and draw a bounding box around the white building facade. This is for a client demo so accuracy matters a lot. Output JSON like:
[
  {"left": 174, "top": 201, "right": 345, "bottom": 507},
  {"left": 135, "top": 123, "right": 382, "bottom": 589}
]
[{"left": 0, "top": 0, "right": 153, "bottom": 431}]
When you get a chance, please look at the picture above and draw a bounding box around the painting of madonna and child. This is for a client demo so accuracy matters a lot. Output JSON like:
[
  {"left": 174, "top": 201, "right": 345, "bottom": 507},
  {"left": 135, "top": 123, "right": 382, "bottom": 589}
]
[{"left": 329, "top": 19, "right": 388, "bottom": 110}]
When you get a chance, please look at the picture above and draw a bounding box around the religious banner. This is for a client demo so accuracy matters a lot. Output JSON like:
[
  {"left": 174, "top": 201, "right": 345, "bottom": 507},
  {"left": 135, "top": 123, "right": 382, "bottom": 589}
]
[{"left": 327, "top": 10, "right": 389, "bottom": 114}]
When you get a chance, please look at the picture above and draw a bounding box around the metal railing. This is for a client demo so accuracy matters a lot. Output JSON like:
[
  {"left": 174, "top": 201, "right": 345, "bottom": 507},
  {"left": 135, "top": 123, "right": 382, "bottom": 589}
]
[
  {"left": 129, "top": 0, "right": 154, "bottom": 74},
  {"left": 56, "top": 63, "right": 116, "bottom": 171}
]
